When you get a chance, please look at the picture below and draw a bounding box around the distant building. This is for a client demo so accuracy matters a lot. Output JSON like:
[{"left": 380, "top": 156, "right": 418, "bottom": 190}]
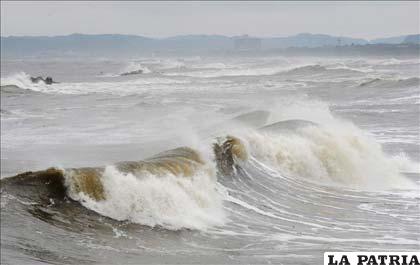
[{"left": 234, "top": 35, "right": 261, "bottom": 51}]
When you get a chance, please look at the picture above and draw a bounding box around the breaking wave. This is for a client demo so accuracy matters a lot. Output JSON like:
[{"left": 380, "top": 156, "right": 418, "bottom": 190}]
[
  {"left": 0, "top": 72, "right": 48, "bottom": 91},
  {"left": 359, "top": 77, "right": 420, "bottom": 88},
  {"left": 282, "top": 64, "right": 365, "bottom": 78},
  {"left": 1, "top": 102, "right": 417, "bottom": 231},
  {"left": 98, "top": 62, "right": 152, "bottom": 77},
  {"left": 164, "top": 66, "right": 286, "bottom": 78},
  {"left": 242, "top": 124, "right": 415, "bottom": 189},
  {"left": 0, "top": 84, "right": 36, "bottom": 95},
  {"left": 69, "top": 166, "right": 226, "bottom": 230},
  {"left": 0, "top": 72, "right": 189, "bottom": 95},
  {"left": 64, "top": 147, "right": 227, "bottom": 230},
  {"left": 119, "top": 62, "right": 152, "bottom": 75},
  {"left": 190, "top": 62, "right": 231, "bottom": 70},
  {"left": 163, "top": 63, "right": 365, "bottom": 78},
  {"left": 375, "top": 58, "right": 420, "bottom": 66}
]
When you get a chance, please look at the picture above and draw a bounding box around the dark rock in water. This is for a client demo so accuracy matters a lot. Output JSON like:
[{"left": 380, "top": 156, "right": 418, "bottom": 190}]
[
  {"left": 120, "top": 69, "right": 143, "bottom": 76},
  {"left": 45, "top": 77, "right": 53, "bottom": 85},
  {"left": 30, "top": 76, "right": 57, "bottom": 85}
]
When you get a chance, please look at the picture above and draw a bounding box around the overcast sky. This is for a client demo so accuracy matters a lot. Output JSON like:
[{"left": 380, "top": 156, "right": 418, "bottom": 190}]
[{"left": 1, "top": 1, "right": 419, "bottom": 40}]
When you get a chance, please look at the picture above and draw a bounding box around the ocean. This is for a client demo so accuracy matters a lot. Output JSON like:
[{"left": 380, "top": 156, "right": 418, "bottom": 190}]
[{"left": 1, "top": 55, "right": 419, "bottom": 264}]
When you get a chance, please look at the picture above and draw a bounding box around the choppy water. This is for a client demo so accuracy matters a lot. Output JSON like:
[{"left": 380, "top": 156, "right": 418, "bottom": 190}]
[{"left": 1, "top": 55, "right": 419, "bottom": 264}]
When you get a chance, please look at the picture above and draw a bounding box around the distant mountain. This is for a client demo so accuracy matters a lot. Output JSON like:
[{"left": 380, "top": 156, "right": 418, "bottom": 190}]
[
  {"left": 1, "top": 33, "right": 154, "bottom": 57},
  {"left": 0, "top": 33, "right": 232, "bottom": 57},
  {"left": 158, "top": 35, "right": 232, "bottom": 51},
  {"left": 1, "top": 33, "right": 418, "bottom": 58},
  {"left": 403, "top": 34, "right": 420, "bottom": 44},
  {"left": 371, "top": 35, "right": 408, "bottom": 44},
  {"left": 262, "top": 33, "right": 368, "bottom": 49}
]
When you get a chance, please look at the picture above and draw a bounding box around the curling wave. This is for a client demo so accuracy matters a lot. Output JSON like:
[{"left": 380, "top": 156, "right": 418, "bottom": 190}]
[
  {"left": 1, "top": 147, "right": 226, "bottom": 230},
  {"left": 119, "top": 62, "right": 152, "bottom": 76},
  {"left": 243, "top": 124, "right": 415, "bottom": 189},
  {"left": 1, "top": 110, "right": 417, "bottom": 231},
  {"left": 0, "top": 72, "right": 48, "bottom": 91}
]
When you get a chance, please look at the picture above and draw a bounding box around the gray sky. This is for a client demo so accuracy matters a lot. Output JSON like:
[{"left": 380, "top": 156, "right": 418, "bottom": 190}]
[{"left": 1, "top": 1, "right": 419, "bottom": 40}]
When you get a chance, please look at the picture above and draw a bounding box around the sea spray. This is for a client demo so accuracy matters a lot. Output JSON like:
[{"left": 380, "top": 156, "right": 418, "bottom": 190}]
[
  {"left": 243, "top": 123, "right": 414, "bottom": 189},
  {"left": 66, "top": 165, "right": 226, "bottom": 230}
]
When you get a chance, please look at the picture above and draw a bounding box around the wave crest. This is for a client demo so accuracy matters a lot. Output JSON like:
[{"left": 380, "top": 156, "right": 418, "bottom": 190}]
[
  {"left": 61, "top": 147, "right": 225, "bottom": 230},
  {"left": 284, "top": 64, "right": 364, "bottom": 77},
  {"left": 359, "top": 77, "right": 420, "bottom": 88},
  {"left": 244, "top": 123, "right": 414, "bottom": 189},
  {"left": 68, "top": 165, "right": 226, "bottom": 230},
  {"left": 0, "top": 72, "right": 44, "bottom": 91},
  {"left": 119, "top": 62, "right": 152, "bottom": 76}
]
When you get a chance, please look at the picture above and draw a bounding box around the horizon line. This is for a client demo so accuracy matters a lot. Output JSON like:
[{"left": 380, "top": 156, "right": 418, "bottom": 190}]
[{"left": 1, "top": 32, "right": 419, "bottom": 41}]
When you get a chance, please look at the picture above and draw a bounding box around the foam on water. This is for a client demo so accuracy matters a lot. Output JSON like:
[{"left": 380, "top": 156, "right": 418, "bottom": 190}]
[
  {"left": 0, "top": 72, "right": 48, "bottom": 90},
  {"left": 164, "top": 64, "right": 292, "bottom": 78},
  {"left": 1, "top": 55, "right": 419, "bottom": 264},
  {"left": 228, "top": 100, "right": 418, "bottom": 190},
  {"left": 190, "top": 62, "right": 231, "bottom": 69},
  {"left": 157, "top": 59, "right": 186, "bottom": 69},
  {"left": 120, "top": 61, "right": 152, "bottom": 75},
  {"left": 162, "top": 62, "right": 369, "bottom": 80},
  {"left": 66, "top": 165, "right": 226, "bottom": 230},
  {"left": 375, "top": 58, "right": 420, "bottom": 66},
  {"left": 0, "top": 71, "right": 189, "bottom": 95},
  {"left": 244, "top": 126, "right": 415, "bottom": 189}
]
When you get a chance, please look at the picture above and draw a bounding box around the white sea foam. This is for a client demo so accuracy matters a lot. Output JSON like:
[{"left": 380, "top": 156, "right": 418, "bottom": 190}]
[
  {"left": 163, "top": 64, "right": 292, "bottom": 78},
  {"left": 245, "top": 127, "right": 414, "bottom": 189},
  {"left": 120, "top": 62, "right": 152, "bottom": 75},
  {"left": 67, "top": 166, "right": 226, "bottom": 230},
  {"left": 2, "top": 55, "right": 419, "bottom": 263},
  {"left": 190, "top": 62, "right": 231, "bottom": 69},
  {"left": 1, "top": 72, "right": 48, "bottom": 90},
  {"left": 0, "top": 72, "right": 189, "bottom": 95},
  {"left": 235, "top": 101, "right": 417, "bottom": 190},
  {"left": 375, "top": 58, "right": 420, "bottom": 66},
  {"left": 157, "top": 59, "right": 186, "bottom": 69}
]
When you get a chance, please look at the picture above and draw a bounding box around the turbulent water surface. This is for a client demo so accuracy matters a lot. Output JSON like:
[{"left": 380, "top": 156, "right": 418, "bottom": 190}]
[{"left": 1, "top": 55, "right": 419, "bottom": 264}]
